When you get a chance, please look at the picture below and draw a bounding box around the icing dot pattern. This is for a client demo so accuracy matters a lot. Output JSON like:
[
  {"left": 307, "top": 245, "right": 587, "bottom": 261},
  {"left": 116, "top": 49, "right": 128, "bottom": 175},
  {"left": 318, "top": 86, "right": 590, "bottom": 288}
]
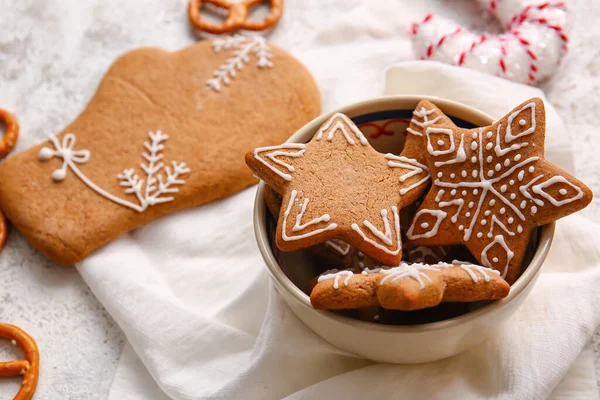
[{"left": 407, "top": 99, "right": 592, "bottom": 283}]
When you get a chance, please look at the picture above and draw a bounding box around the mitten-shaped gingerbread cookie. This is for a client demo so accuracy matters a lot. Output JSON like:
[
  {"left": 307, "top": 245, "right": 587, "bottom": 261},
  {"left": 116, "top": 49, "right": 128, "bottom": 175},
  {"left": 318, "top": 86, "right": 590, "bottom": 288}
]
[{"left": 0, "top": 36, "right": 320, "bottom": 264}]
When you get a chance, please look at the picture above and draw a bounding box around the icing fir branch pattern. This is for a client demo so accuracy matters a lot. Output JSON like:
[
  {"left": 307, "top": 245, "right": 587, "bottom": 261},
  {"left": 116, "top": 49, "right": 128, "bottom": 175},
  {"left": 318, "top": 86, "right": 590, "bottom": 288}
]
[
  {"left": 407, "top": 101, "right": 586, "bottom": 277},
  {"left": 318, "top": 260, "right": 500, "bottom": 290},
  {"left": 207, "top": 34, "right": 273, "bottom": 92},
  {"left": 38, "top": 131, "right": 190, "bottom": 213}
]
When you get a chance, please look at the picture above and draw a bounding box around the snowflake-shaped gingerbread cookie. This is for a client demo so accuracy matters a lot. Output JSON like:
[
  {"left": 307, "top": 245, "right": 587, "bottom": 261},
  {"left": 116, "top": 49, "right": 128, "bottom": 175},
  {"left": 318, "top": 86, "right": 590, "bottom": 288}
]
[
  {"left": 406, "top": 98, "right": 593, "bottom": 283},
  {"left": 246, "top": 113, "right": 428, "bottom": 265}
]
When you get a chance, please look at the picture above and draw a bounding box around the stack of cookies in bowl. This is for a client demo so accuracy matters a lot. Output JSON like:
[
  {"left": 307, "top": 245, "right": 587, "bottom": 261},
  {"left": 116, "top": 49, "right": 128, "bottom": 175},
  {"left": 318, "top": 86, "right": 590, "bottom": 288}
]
[{"left": 246, "top": 96, "right": 592, "bottom": 362}]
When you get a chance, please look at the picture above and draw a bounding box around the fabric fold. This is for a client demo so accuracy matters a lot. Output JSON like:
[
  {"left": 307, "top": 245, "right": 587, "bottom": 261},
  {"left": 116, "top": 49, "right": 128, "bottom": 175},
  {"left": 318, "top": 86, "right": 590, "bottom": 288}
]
[{"left": 79, "top": 55, "right": 598, "bottom": 400}]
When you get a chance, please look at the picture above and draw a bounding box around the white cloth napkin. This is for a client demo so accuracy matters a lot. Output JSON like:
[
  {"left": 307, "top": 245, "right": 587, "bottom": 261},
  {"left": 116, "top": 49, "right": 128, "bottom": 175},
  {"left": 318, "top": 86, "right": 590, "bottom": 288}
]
[{"left": 77, "top": 61, "right": 600, "bottom": 399}]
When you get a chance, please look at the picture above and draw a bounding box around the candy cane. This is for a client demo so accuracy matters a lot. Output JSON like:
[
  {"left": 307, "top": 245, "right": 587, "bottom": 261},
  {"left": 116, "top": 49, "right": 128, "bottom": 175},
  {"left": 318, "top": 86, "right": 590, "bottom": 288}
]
[{"left": 410, "top": 0, "right": 569, "bottom": 84}]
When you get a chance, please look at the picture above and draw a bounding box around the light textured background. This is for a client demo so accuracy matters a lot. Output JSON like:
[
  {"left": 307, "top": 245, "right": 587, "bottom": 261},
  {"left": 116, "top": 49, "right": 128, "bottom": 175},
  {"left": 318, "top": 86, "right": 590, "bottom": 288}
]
[{"left": 0, "top": 0, "right": 598, "bottom": 398}]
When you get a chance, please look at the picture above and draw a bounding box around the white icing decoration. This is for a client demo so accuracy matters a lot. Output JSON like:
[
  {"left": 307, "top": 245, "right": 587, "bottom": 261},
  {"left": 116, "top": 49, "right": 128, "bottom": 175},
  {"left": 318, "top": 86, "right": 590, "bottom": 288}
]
[
  {"left": 481, "top": 235, "right": 514, "bottom": 278},
  {"left": 325, "top": 240, "right": 351, "bottom": 256},
  {"left": 253, "top": 143, "right": 306, "bottom": 182},
  {"left": 207, "top": 35, "right": 273, "bottom": 92},
  {"left": 318, "top": 270, "right": 354, "bottom": 289},
  {"left": 505, "top": 102, "right": 536, "bottom": 143},
  {"left": 378, "top": 260, "right": 500, "bottom": 289},
  {"left": 362, "top": 267, "right": 383, "bottom": 275},
  {"left": 453, "top": 260, "right": 500, "bottom": 283},
  {"left": 439, "top": 199, "right": 464, "bottom": 223},
  {"left": 494, "top": 123, "right": 528, "bottom": 157},
  {"left": 316, "top": 113, "right": 368, "bottom": 145},
  {"left": 385, "top": 154, "right": 430, "bottom": 196},
  {"left": 531, "top": 206, "right": 538, "bottom": 214},
  {"left": 406, "top": 209, "right": 447, "bottom": 240},
  {"left": 489, "top": 215, "right": 515, "bottom": 237},
  {"left": 531, "top": 176, "right": 584, "bottom": 207},
  {"left": 434, "top": 134, "right": 466, "bottom": 167},
  {"left": 519, "top": 175, "right": 545, "bottom": 206},
  {"left": 38, "top": 132, "right": 190, "bottom": 213},
  {"left": 352, "top": 207, "right": 401, "bottom": 255},
  {"left": 435, "top": 189, "right": 445, "bottom": 202},
  {"left": 282, "top": 190, "right": 337, "bottom": 241},
  {"left": 407, "top": 107, "right": 441, "bottom": 136},
  {"left": 426, "top": 127, "right": 455, "bottom": 156},
  {"left": 379, "top": 262, "right": 445, "bottom": 288}
]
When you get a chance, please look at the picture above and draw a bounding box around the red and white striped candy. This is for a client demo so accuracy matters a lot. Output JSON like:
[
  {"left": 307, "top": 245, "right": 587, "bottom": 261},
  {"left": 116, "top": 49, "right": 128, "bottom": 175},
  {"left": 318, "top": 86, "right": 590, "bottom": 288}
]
[{"left": 410, "top": 0, "right": 569, "bottom": 84}]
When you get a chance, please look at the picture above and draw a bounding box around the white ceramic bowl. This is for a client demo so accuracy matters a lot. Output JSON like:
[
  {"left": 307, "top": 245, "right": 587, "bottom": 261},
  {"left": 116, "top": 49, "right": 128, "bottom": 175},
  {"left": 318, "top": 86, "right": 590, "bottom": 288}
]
[{"left": 253, "top": 95, "right": 554, "bottom": 364}]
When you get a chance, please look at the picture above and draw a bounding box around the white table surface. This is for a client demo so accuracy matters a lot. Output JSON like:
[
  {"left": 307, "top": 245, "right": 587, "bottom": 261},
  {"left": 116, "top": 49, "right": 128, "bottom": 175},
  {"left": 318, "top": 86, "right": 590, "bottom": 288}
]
[{"left": 0, "top": 0, "right": 599, "bottom": 398}]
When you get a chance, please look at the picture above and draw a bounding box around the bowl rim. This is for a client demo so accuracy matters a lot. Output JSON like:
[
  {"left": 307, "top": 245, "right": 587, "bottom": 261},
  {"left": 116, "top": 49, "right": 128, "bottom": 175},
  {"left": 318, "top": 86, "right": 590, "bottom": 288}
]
[{"left": 253, "top": 94, "right": 555, "bottom": 333}]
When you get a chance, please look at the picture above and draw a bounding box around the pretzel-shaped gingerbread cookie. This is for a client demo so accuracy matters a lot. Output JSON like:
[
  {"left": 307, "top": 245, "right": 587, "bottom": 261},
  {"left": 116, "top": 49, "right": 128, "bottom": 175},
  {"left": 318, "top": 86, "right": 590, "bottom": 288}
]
[
  {"left": 188, "top": 0, "right": 283, "bottom": 34},
  {"left": 0, "top": 323, "right": 39, "bottom": 400},
  {"left": 0, "top": 109, "right": 19, "bottom": 159}
]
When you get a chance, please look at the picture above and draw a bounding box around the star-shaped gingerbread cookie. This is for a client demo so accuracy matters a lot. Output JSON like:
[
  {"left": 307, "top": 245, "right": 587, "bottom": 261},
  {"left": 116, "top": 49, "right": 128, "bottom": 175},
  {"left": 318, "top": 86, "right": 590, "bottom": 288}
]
[
  {"left": 406, "top": 98, "right": 593, "bottom": 283},
  {"left": 246, "top": 113, "right": 431, "bottom": 265}
]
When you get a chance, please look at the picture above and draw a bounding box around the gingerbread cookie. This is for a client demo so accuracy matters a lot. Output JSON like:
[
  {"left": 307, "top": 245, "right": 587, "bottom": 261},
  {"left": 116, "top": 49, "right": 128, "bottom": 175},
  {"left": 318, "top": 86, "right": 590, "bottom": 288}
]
[
  {"left": 247, "top": 113, "right": 431, "bottom": 265},
  {"left": 0, "top": 37, "right": 320, "bottom": 264},
  {"left": 310, "top": 261, "right": 509, "bottom": 311},
  {"left": 264, "top": 185, "right": 282, "bottom": 220},
  {"left": 406, "top": 98, "right": 592, "bottom": 283}
]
